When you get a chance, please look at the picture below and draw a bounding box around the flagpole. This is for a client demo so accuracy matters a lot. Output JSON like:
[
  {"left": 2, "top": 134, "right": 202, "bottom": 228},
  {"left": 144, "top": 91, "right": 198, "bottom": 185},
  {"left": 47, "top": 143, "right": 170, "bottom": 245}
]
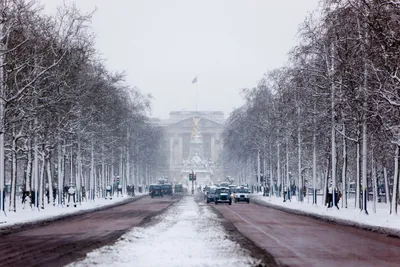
[{"left": 196, "top": 75, "right": 198, "bottom": 112}]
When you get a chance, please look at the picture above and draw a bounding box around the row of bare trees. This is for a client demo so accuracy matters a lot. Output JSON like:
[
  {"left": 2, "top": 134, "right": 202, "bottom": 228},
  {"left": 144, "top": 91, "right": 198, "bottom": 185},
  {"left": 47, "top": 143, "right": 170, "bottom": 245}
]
[
  {"left": 0, "top": 1, "right": 164, "bottom": 213},
  {"left": 223, "top": 0, "right": 400, "bottom": 214}
]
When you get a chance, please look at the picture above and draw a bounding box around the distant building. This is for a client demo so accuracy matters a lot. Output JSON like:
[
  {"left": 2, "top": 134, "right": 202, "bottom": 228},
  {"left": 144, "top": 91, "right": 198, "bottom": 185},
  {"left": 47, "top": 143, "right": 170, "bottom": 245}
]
[{"left": 158, "top": 111, "right": 224, "bottom": 183}]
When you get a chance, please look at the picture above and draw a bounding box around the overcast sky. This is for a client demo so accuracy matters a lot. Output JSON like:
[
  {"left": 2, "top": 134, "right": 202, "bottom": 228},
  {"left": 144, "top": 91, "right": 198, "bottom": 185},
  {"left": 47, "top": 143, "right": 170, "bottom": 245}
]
[{"left": 41, "top": 0, "right": 320, "bottom": 119}]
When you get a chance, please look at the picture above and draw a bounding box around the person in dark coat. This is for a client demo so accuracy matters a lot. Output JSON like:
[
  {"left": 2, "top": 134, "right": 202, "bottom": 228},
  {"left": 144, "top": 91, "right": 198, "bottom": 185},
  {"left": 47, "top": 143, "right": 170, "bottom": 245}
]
[
  {"left": 334, "top": 188, "right": 341, "bottom": 209},
  {"left": 327, "top": 183, "right": 333, "bottom": 208}
]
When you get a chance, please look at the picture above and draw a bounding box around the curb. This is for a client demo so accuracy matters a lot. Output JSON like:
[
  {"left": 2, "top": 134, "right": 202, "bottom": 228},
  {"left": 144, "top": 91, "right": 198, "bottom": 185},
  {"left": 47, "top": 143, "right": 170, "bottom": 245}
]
[
  {"left": 0, "top": 195, "right": 146, "bottom": 235},
  {"left": 252, "top": 197, "right": 400, "bottom": 239}
]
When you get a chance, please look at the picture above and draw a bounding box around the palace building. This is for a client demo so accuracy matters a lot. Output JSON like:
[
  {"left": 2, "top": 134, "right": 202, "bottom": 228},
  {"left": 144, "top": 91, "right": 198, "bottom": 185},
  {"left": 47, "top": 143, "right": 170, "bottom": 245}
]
[{"left": 158, "top": 111, "right": 225, "bottom": 184}]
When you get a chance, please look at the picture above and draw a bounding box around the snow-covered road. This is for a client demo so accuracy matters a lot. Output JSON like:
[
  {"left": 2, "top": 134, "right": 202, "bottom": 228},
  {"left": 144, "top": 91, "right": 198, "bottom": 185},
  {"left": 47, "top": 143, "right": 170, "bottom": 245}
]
[{"left": 70, "top": 196, "right": 257, "bottom": 267}]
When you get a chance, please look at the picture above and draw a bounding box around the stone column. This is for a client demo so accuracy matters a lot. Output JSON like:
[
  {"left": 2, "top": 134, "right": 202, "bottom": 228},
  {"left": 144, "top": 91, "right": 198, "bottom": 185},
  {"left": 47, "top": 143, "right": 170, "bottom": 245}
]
[
  {"left": 211, "top": 134, "right": 216, "bottom": 162},
  {"left": 178, "top": 134, "right": 183, "bottom": 164},
  {"left": 169, "top": 136, "right": 174, "bottom": 168}
]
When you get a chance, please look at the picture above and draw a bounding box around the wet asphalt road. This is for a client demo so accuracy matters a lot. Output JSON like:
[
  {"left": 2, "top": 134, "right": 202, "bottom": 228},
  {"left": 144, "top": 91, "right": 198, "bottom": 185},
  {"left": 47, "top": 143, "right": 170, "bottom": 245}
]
[
  {"left": 0, "top": 195, "right": 180, "bottom": 267},
  {"left": 212, "top": 199, "right": 400, "bottom": 267}
]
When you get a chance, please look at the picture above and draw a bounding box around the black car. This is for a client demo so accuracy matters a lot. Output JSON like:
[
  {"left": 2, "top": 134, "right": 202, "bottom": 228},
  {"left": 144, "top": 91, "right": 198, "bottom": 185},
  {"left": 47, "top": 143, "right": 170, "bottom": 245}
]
[
  {"left": 205, "top": 187, "right": 217, "bottom": 203},
  {"left": 151, "top": 185, "right": 163, "bottom": 198},
  {"left": 162, "top": 184, "right": 173, "bottom": 195},
  {"left": 149, "top": 184, "right": 157, "bottom": 195},
  {"left": 215, "top": 187, "right": 232, "bottom": 205}
]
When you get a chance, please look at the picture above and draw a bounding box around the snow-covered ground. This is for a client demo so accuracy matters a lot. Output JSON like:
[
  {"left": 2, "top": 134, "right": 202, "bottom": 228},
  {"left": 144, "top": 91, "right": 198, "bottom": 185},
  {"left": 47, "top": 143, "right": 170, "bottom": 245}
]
[
  {"left": 70, "top": 196, "right": 257, "bottom": 267},
  {"left": 0, "top": 194, "right": 145, "bottom": 228},
  {"left": 253, "top": 193, "right": 400, "bottom": 233}
]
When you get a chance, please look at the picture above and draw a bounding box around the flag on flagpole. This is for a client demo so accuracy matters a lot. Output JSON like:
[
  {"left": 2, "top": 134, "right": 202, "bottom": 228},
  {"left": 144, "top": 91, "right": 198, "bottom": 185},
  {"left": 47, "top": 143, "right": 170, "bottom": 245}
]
[{"left": 192, "top": 76, "right": 197, "bottom": 83}]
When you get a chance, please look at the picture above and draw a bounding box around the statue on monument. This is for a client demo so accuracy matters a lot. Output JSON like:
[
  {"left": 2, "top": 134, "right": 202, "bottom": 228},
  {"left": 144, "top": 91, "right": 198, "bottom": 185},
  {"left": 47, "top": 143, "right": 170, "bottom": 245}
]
[{"left": 191, "top": 117, "right": 201, "bottom": 140}]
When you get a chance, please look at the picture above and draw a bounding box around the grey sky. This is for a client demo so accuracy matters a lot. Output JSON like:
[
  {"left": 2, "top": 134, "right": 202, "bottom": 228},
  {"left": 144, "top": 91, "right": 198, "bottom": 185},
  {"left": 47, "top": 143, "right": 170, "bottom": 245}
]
[{"left": 41, "top": 0, "right": 319, "bottom": 119}]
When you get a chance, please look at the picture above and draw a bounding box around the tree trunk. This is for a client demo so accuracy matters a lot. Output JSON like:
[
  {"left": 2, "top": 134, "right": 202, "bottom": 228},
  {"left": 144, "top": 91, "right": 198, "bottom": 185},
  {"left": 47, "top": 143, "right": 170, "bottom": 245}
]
[
  {"left": 372, "top": 151, "right": 377, "bottom": 214},
  {"left": 39, "top": 154, "right": 45, "bottom": 209},
  {"left": 119, "top": 151, "right": 125, "bottom": 194},
  {"left": 46, "top": 151, "right": 54, "bottom": 206},
  {"left": 257, "top": 150, "right": 261, "bottom": 189},
  {"left": 356, "top": 138, "right": 361, "bottom": 210},
  {"left": 277, "top": 142, "right": 281, "bottom": 197},
  {"left": 137, "top": 158, "right": 140, "bottom": 187},
  {"left": 69, "top": 147, "right": 73, "bottom": 185},
  {"left": 286, "top": 138, "right": 290, "bottom": 201},
  {"left": 330, "top": 42, "right": 337, "bottom": 208},
  {"left": 126, "top": 146, "right": 130, "bottom": 194},
  {"left": 131, "top": 156, "right": 135, "bottom": 192},
  {"left": 90, "top": 138, "right": 94, "bottom": 200},
  {"left": 361, "top": 111, "right": 368, "bottom": 214},
  {"left": 9, "top": 132, "right": 18, "bottom": 212},
  {"left": 342, "top": 123, "right": 347, "bottom": 208},
  {"left": 101, "top": 145, "right": 105, "bottom": 198},
  {"left": 25, "top": 137, "right": 33, "bottom": 193},
  {"left": 298, "top": 106, "right": 302, "bottom": 202},
  {"left": 263, "top": 149, "right": 266, "bottom": 190},
  {"left": 323, "top": 159, "right": 329, "bottom": 206},
  {"left": 384, "top": 166, "right": 390, "bottom": 207},
  {"left": 0, "top": 1, "right": 7, "bottom": 213},
  {"left": 269, "top": 142, "right": 273, "bottom": 198},
  {"left": 33, "top": 135, "right": 39, "bottom": 209},
  {"left": 313, "top": 120, "right": 317, "bottom": 205},
  {"left": 57, "top": 141, "right": 63, "bottom": 206},
  {"left": 77, "top": 139, "right": 82, "bottom": 204},
  {"left": 391, "top": 145, "right": 399, "bottom": 215},
  {"left": 111, "top": 148, "right": 114, "bottom": 183}
]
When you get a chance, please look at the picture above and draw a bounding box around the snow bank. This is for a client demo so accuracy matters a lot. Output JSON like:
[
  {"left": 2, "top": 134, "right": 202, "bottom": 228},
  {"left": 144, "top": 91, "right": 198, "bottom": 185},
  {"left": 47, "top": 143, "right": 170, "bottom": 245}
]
[
  {"left": 0, "top": 193, "right": 146, "bottom": 230},
  {"left": 70, "top": 196, "right": 257, "bottom": 267},
  {"left": 253, "top": 194, "right": 400, "bottom": 237}
]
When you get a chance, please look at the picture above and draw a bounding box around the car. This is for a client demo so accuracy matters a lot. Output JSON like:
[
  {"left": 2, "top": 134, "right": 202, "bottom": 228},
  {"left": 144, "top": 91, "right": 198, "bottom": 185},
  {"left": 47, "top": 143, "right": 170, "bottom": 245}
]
[
  {"left": 149, "top": 184, "right": 157, "bottom": 195},
  {"left": 150, "top": 185, "right": 163, "bottom": 198},
  {"left": 174, "top": 184, "right": 183, "bottom": 193},
  {"left": 215, "top": 187, "right": 232, "bottom": 205},
  {"left": 161, "top": 184, "right": 173, "bottom": 195},
  {"left": 234, "top": 186, "right": 250, "bottom": 203},
  {"left": 205, "top": 187, "right": 217, "bottom": 203}
]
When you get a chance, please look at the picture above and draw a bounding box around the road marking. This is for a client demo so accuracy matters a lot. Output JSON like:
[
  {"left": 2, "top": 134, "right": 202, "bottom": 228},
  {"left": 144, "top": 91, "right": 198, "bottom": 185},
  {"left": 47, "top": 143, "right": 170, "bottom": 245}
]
[{"left": 224, "top": 205, "right": 308, "bottom": 261}]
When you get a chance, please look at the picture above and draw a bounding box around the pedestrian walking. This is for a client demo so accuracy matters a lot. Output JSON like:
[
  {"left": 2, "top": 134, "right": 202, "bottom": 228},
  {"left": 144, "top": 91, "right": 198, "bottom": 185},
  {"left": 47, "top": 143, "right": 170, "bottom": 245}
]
[
  {"left": 283, "top": 186, "right": 287, "bottom": 202},
  {"left": 117, "top": 184, "right": 123, "bottom": 197},
  {"left": 334, "top": 188, "right": 340, "bottom": 209},
  {"left": 327, "top": 183, "right": 333, "bottom": 208},
  {"left": 106, "top": 184, "right": 112, "bottom": 199}
]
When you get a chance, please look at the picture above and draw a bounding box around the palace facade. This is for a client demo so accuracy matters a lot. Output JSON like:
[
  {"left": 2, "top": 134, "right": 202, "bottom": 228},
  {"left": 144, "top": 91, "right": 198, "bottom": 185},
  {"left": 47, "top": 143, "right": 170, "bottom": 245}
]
[{"left": 158, "top": 111, "right": 225, "bottom": 183}]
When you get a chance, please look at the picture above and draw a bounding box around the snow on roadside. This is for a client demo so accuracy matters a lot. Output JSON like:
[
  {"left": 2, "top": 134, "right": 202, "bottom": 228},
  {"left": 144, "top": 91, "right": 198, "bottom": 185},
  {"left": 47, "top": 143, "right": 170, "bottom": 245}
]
[
  {"left": 70, "top": 196, "right": 257, "bottom": 267},
  {"left": 0, "top": 194, "right": 145, "bottom": 228},
  {"left": 253, "top": 193, "right": 400, "bottom": 233}
]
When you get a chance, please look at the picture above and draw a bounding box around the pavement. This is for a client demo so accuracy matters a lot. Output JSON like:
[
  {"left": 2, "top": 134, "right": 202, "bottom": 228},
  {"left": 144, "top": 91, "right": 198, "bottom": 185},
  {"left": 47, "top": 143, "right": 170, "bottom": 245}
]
[
  {"left": 0, "top": 195, "right": 180, "bottom": 267},
  {"left": 212, "top": 200, "right": 400, "bottom": 267}
]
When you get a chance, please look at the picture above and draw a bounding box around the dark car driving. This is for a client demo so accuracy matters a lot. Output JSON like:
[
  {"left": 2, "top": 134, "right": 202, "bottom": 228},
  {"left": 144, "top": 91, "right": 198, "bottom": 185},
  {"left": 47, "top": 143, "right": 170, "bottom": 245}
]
[
  {"left": 205, "top": 187, "right": 217, "bottom": 203},
  {"left": 162, "top": 184, "right": 173, "bottom": 195},
  {"left": 150, "top": 185, "right": 163, "bottom": 198},
  {"left": 215, "top": 187, "right": 232, "bottom": 205}
]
